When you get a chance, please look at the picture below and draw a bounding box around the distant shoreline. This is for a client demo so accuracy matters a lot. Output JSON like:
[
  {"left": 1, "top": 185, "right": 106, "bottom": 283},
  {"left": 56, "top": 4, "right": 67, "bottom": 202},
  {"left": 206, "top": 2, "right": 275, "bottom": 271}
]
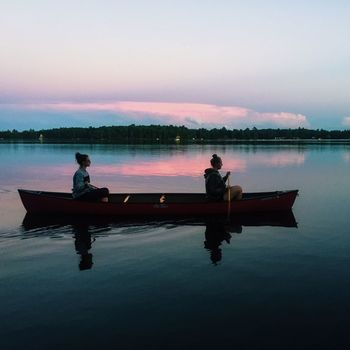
[
  {"left": 1, "top": 124, "right": 350, "bottom": 144},
  {"left": 2, "top": 139, "right": 350, "bottom": 146}
]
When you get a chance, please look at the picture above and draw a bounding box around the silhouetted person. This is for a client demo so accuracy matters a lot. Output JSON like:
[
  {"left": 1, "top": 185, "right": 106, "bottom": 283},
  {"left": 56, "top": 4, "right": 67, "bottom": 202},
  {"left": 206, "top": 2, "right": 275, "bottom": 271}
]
[
  {"left": 73, "top": 152, "right": 109, "bottom": 202},
  {"left": 204, "top": 154, "right": 242, "bottom": 201},
  {"left": 73, "top": 223, "right": 95, "bottom": 270},
  {"left": 204, "top": 218, "right": 242, "bottom": 265},
  {"left": 204, "top": 220, "right": 231, "bottom": 265}
]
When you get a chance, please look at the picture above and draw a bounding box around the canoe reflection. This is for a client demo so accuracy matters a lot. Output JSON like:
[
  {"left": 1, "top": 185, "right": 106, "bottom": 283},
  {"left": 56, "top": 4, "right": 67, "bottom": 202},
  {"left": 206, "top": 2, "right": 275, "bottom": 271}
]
[
  {"left": 22, "top": 210, "right": 297, "bottom": 231},
  {"left": 22, "top": 210, "right": 297, "bottom": 268}
]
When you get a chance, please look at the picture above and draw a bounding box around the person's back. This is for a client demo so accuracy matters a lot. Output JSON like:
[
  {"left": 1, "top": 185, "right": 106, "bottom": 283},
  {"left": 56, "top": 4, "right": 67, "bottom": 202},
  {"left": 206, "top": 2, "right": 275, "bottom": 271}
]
[
  {"left": 204, "top": 167, "right": 226, "bottom": 200},
  {"left": 72, "top": 167, "right": 91, "bottom": 199}
]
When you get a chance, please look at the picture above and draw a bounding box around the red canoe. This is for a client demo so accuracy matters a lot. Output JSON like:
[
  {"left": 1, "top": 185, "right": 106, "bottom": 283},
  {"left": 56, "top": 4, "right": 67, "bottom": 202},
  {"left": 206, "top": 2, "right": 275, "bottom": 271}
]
[{"left": 18, "top": 189, "right": 298, "bottom": 216}]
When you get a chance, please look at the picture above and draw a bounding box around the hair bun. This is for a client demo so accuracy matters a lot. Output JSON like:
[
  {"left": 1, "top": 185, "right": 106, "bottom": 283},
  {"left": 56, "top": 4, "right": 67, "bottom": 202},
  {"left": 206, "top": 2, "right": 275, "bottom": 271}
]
[
  {"left": 212, "top": 154, "right": 218, "bottom": 158},
  {"left": 75, "top": 152, "right": 83, "bottom": 164}
]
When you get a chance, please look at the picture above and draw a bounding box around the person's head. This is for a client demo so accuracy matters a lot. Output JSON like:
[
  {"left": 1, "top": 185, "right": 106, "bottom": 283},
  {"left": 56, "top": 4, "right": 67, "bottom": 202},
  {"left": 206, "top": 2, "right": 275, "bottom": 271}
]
[
  {"left": 210, "top": 154, "right": 222, "bottom": 170},
  {"left": 79, "top": 253, "right": 93, "bottom": 270},
  {"left": 75, "top": 152, "right": 91, "bottom": 168}
]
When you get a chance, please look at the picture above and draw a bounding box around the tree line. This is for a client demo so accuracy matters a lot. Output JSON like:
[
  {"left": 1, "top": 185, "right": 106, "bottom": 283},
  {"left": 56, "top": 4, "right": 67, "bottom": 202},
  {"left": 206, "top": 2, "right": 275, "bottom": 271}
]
[{"left": 1, "top": 125, "right": 350, "bottom": 142}]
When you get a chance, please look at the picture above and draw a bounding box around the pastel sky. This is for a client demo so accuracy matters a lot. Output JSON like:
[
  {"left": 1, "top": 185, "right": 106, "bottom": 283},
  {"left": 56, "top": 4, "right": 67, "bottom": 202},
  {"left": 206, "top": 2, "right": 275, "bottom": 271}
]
[{"left": 1, "top": 0, "right": 350, "bottom": 130}]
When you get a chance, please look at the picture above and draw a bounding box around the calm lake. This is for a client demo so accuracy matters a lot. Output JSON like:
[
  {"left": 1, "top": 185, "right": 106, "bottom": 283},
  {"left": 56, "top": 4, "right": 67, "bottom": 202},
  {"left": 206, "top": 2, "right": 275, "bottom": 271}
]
[{"left": 1, "top": 142, "right": 350, "bottom": 349}]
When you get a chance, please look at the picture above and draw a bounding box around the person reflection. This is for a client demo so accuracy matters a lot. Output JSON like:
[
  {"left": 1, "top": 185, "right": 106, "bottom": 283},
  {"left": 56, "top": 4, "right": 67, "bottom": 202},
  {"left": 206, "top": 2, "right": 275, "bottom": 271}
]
[
  {"left": 204, "top": 218, "right": 242, "bottom": 265},
  {"left": 73, "top": 223, "right": 95, "bottom": 270}
]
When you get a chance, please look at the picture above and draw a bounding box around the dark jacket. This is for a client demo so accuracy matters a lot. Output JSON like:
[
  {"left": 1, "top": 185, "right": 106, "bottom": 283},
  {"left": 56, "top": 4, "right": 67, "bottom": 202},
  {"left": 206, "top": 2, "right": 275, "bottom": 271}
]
[{"left": 204, "top": 168, "right": 228, "bottom": 200}]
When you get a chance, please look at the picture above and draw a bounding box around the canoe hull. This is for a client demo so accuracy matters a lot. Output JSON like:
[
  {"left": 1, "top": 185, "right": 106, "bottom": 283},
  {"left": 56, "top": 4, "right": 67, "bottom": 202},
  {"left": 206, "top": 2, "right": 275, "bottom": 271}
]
[{"left": 18, "top": 189, "right": 298, "bottom": 216}]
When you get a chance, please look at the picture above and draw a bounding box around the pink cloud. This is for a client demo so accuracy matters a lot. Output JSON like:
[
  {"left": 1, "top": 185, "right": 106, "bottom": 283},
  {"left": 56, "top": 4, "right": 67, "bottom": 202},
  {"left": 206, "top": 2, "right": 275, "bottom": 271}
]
[
  {"left": 252, "top": 112, "right": 308, "bottom": 128},
  {"left": 8, "top": 101, "right": 309, "bottom": 128}
]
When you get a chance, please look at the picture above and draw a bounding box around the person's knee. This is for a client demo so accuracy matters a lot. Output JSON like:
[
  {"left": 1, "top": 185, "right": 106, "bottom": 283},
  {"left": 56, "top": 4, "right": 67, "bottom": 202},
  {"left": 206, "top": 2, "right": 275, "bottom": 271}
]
[
  {"left": 231, "top": 186, "right": 243, "bottom": 200},
  {"left": 233, "top": 185, "right": 242, "bottom": 193},
  {"left": 237, "top": 187, "right": 243, "bottom": 199},
  {"left": 231, "top": 185, "right": 242, "bottom": 192},
  {"left": 100, "top": 187, "right": 109, "bottom": 197}
]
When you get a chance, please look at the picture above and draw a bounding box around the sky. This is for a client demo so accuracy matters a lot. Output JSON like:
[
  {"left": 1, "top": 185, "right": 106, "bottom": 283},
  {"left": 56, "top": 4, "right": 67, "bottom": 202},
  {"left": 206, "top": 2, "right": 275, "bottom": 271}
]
[{"left": 1, "top": 0, "right": 350, "bottom": 130}]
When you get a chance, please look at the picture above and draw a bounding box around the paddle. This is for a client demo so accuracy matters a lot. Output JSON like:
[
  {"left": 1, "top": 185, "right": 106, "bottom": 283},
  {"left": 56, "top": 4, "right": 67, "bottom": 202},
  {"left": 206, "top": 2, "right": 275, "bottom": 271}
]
[{"left": 227, "top": 174, "right": 231, "bottom": 219}]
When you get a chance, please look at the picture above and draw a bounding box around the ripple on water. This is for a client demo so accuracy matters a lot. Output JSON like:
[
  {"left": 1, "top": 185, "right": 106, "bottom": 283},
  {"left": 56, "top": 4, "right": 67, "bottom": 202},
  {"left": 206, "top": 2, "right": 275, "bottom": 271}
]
[{"left": 0, "top": 219, "right": 182, "bottom": 243}]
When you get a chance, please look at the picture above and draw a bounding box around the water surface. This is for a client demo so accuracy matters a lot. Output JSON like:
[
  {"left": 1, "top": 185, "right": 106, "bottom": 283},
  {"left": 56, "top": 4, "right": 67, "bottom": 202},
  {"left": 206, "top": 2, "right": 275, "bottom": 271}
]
[{"left": 1, "top": 143, "right": 350, "bottom": 349}]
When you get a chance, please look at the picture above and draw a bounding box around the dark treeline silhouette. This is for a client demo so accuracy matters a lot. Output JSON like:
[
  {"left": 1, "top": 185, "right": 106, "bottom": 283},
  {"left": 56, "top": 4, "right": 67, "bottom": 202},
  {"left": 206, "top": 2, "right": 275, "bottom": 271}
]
[{"left": 1, "top": 125, "right": 350, "bottom": 142}]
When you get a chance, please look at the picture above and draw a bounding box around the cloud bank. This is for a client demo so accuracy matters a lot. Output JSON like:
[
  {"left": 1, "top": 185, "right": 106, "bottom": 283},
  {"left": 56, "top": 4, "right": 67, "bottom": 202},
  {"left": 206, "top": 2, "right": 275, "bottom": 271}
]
[{"left": 2, "top": 101, "right": 309, "bottom": 129}]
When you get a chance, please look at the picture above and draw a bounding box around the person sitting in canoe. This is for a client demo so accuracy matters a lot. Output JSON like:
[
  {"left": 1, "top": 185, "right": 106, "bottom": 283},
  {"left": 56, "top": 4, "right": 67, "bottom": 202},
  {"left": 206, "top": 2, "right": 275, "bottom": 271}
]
[
  {"left": 204, "top": 154, "right": 242, "bottom": 201},
  {"left": 72, "top": 152, "right": 109, "bottom": 202}
]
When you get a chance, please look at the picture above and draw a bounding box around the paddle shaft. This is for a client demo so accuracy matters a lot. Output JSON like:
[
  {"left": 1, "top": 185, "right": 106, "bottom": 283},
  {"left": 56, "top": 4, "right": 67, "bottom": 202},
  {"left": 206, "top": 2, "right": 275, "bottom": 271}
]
[{"left": 227, "top": 174, "right": 231, "bottom": 217}]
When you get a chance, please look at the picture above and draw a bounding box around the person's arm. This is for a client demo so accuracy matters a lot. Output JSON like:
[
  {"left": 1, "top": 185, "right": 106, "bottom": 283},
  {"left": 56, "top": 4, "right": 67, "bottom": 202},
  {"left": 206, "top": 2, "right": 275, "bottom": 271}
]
[
  {"left": 223, "top": 171, "right": 231, "bottom": 183},
  {"left": 82, "top": 173, "right": 98, "bottom": 189}
]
